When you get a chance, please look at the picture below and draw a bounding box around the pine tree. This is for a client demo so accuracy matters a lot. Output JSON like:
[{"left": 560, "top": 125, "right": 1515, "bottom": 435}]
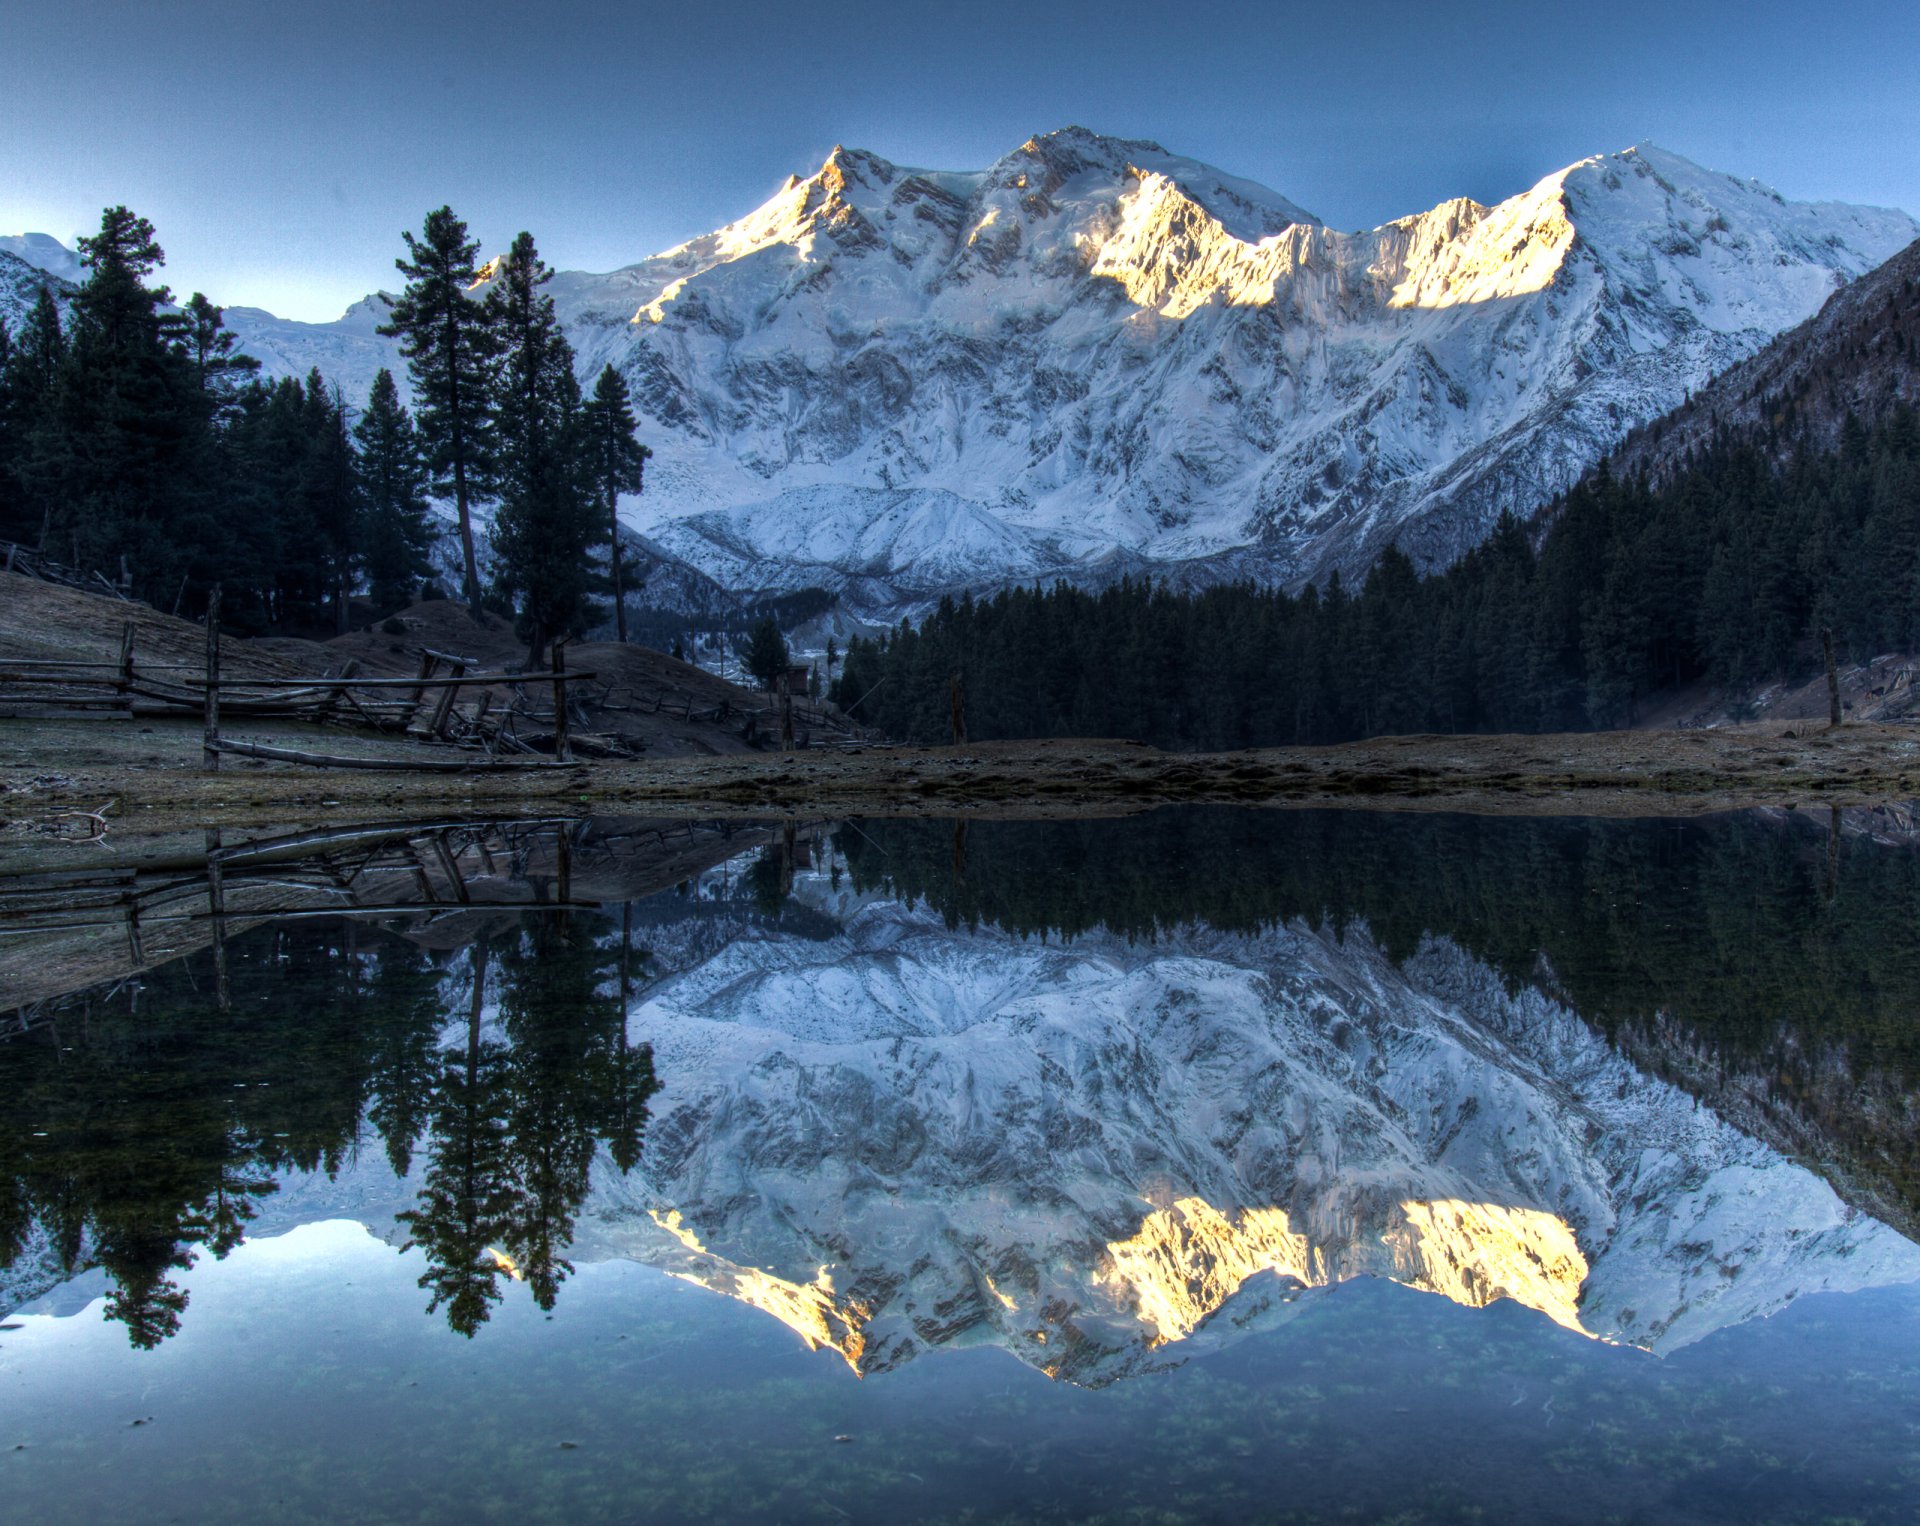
[
  {"left": 379, "top": 207, "right": 499, "bottom": 611},
  {"left": 580, "top": 364, "right": 650, "bottom": 642},
  {"left": 294, "top": 372, "right": 359, "bottom": 633},
  {"left": 745, "top": 617, "right": 789, "bottom": 689},
  {"left": 353, "top": 368, "right": 435, "bottom": 614},
  {"left": 40, "top": 207, "right": 214, "bottom": 600},
  {"left": 174, "top": 292, "right": 259, "bottom": 406},
  {"left": 488, "top": 232, "right": 601, "bottom": 663},
  {"left": 8, "top": 294, "right": 67, "bottom": 526}
]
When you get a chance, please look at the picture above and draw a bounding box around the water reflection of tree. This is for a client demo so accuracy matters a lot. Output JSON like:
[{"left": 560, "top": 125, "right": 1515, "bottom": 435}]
[
  {"left": 0, "top": 911, "right": 658, "bottom": 1347},
  {"left": 397, "top": 909, "right": 661, "bottom": 1335}
]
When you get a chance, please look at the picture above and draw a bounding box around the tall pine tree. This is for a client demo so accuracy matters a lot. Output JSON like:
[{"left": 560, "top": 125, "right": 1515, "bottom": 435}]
[
  {"left": 580, "top": 364, "right": 650, "bottom": 643},
  {"left": 379, "top": 207, "right": 498, "bottom": 611},
  {"left": 40, "top": 207, "right": 213, "bottom": 601},
  {"left": 353, "top": 368, "right": 435, "bottom": 614},
  {"left": 488, "top": 231, "right": 602, "bottom": 664}
]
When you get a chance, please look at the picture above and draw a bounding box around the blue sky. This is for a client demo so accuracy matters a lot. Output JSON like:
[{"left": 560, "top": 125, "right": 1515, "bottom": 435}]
[{"left": 4, "top": 0, "right": 1917, "bottom": 321}]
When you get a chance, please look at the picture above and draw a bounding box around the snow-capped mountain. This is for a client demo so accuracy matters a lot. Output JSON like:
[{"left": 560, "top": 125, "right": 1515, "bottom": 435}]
[
  {"left": 0, "top": 243, "right": 72, "bottom": 332},
  {"left": 8, "top": 129, "right": 1915, "bottom": 615}
]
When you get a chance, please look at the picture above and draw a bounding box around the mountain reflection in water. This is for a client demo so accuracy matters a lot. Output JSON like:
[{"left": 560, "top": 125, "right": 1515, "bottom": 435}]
[{"left": 3, "top": 807, "right": 1919, "bottom": 1383}]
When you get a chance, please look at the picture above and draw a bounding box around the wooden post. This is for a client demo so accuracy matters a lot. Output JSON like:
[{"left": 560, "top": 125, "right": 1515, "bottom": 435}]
[
  {"left": 202, "top": 584, "right": 222, "bottom": 771},
  {"left": 551, "top": 639, "right": 573, "bottom": 763},
  {"left": 428, "top": 831, "right": 473, "bottom": 904},
  {"left": 1822, "top": 628, "right": 1842, "bottom": 728},
  {"left": 408, "top": 651, "right": 437, "bottom": 710},
  {"left": 314, "top": 657, "right": 361, "bottom": 724},
  {"left": 427, "top": 659, "right": 467, "bottom": 739},
  {"left": 780, "top": 684, "right": 795, "bottom": 753},
  {"left": 117, "top": 621, "right": 136, "bottom": 719}
]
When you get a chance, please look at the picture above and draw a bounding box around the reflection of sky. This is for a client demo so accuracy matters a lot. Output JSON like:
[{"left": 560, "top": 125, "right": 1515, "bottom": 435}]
[
  {"left": 5, "top": 1220, "right": 1920, "bottom": 1522},
  {"left": 4, "top": 0, "right": 1917, "bottom": 321}
]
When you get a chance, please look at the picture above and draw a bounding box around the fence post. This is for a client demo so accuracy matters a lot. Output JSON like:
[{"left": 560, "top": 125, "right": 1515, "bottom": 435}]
[
  {"left": 202, "top": 584, "right": 222, "bottom": 771},
  {"left": 551, "top": 640, "right": 573, "bottom": 762},
  {"left": 117, "top": 621, "right": 136, "bottom": 719}
]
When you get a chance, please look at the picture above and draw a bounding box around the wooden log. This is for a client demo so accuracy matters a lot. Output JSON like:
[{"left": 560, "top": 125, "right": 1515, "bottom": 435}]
[
  {"left": 203, "top": 584, "right": 222, "bottom": 771},
  {"left": 207, "top": 737, "right": 579, "bottom": 771}
]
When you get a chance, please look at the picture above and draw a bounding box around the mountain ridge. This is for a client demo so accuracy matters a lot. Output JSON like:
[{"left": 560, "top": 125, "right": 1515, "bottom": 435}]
[{"left": 6, "top": 131, "right": 1914, "bottom": 619}]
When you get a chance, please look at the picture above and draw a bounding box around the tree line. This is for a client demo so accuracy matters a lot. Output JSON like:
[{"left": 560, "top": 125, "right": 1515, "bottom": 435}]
[
  {"left": 832, "top": 408, "right": 1920, "bottom": 746},
  {"left": 0, "top": 205, "right": 649, "bottom": 654}
]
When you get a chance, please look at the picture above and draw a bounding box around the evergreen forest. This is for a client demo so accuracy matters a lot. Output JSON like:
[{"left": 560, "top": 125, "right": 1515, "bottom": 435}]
[
  {"left": 833, "top": 410, "right": 1920, "bottom": 745},
  {"left": 0, "top": 205, "right": 647, "bottom": 657}
]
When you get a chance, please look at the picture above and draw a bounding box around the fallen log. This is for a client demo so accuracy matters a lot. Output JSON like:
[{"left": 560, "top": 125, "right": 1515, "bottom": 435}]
[{"left": 208, "top": 738, "right": 582, "bottom": 772}]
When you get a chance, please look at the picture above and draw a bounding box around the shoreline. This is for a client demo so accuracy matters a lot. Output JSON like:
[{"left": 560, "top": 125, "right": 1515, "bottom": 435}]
[{"left": 6, "top": 722, "right": 1920, "bottom": 847}]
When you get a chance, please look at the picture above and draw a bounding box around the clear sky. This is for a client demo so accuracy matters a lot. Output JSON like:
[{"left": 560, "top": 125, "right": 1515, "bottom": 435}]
[{"left": 4, "top": 0, "right": 1917, "bottom": 321}]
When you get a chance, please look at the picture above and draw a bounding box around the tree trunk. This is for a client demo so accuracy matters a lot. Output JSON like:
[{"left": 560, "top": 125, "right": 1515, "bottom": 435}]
[
  {"left": 610, "top": 490, "right": 628, "bottom": 644},
  {"left": 453, "top": 460, "right": 480, "bottom": 613},
  {"left": 1822, "top": 627, "right": 1842, "bottom": 728},
  {"left": 202, "top": 584, "right": 222, "bottom": 771},
  {"left": 949, "top": 671, "right": 968, "bottom": 745}
]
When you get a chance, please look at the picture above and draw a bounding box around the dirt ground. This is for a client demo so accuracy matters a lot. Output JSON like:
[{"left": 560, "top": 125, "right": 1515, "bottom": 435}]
[
  {"left": 9, "top": 567, "right": 1920, "bottom": 852},
  {"left": 6, "top": 718, "right": 1920, "bottom": 866}
]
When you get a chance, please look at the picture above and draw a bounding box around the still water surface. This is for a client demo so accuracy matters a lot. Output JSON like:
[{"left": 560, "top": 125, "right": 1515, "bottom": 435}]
[{"left": 3, "top": 809, "right": 1919, "bottom": 1522}]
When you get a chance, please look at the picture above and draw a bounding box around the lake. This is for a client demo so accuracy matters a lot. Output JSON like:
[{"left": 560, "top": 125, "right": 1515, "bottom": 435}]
[{"left": 3, "top": 808, "right": 1919, "bottom": 1523}]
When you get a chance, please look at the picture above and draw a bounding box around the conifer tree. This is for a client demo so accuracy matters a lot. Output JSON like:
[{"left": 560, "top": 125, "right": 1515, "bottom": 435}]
[
  {"left": 745, "top": 617, "right": 789, "bottom": 689},
  {"left": 298, "top": 374, "right": 359, "bottom": 633},
  {"left": 353, "top": 368, "right": 435, "bottom": 614},
  {"left": 11, "top": 287, "right": 68, "bottom": 548},
  {"left": 175, "top": 292, "right": 259, "bottom": 404},
  {"left": 488, "top": 232, "right": 601, "bottom": 663},
  {"left": 379, "top": 207, "right": 499, "bottom": 611},
  {"left": 580, "top": 364, "right": 650, "bottom": 642},
  {"left": 41, "top": 207, "right": 212, "bottom": 599}
]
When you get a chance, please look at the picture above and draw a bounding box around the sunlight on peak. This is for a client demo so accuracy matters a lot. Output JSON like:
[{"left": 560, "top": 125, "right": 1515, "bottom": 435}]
[
  {"left": 1099, "top": 1195, "right": 1593, "bottom": 1346},
  {"left": 649, "top": 1209, "right": 872, "bottom": 1373}
]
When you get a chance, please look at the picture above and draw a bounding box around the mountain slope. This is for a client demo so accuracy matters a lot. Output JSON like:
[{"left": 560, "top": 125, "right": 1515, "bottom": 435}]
[
  {"left": 1610, "top": 235, "right": 1920, "bottom": 482},
  {"left": 11, "top": 132, "right": 1914, "bottom": 617}
]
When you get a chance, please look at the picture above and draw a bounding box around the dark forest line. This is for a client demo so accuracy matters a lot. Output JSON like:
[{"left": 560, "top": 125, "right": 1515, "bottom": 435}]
[{"left": 832, "top": 410, "right": 1920, "bottom": 747}]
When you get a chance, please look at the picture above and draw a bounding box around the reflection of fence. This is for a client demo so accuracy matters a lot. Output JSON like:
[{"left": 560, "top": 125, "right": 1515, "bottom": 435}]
[{"left": 0, "top": 815, "right": 834, "bottom": 1024}]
